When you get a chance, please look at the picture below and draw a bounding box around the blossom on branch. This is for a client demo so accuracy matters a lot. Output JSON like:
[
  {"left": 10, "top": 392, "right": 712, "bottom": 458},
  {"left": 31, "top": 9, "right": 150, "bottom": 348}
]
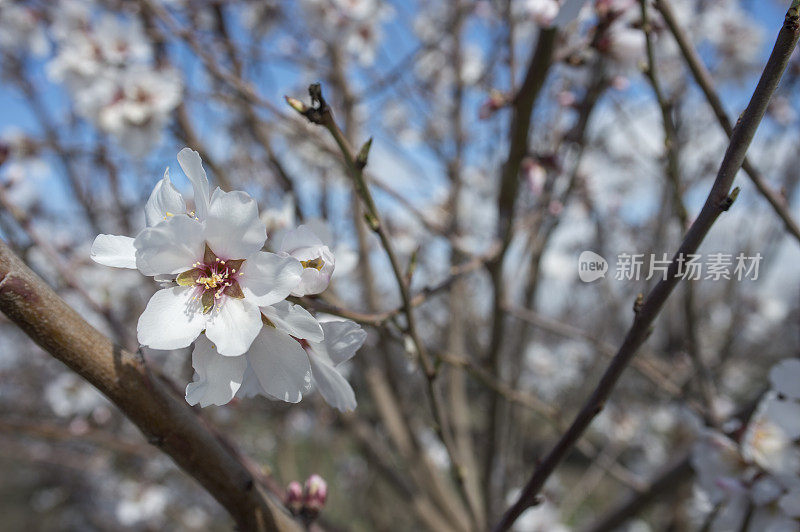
[{"left": 90, "top": 147, "right": 365, "bottom": 410}]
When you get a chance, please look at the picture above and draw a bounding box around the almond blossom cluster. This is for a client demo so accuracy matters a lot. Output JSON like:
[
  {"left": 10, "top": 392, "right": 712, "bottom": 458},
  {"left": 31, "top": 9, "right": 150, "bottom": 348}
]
[
  {"left": 691, "top": 359, "right": 800, "bottom": 531},
  {"left": 91, "top": 148, "right": 365, "bottom": 411},
  {"left": 46, "top": 1, "right": 181, "bottom": 157},
  {"left": 299, "top": 0, "right": 392, "bottom": 66}
]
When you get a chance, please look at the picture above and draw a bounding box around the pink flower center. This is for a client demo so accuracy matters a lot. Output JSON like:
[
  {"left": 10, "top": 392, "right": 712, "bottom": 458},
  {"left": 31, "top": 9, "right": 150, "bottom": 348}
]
[{"left": 177, "top": 244, "right": 245, "bottom": 313}]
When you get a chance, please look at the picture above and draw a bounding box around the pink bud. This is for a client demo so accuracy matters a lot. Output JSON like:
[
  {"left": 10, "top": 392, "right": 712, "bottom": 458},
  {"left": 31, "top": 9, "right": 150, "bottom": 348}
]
[
  {"left": 285, "top": 481, "right": 303, "bottom": 515},
  {"left": 478, "top": 90, "right": 507, "bottom": 120},
  {"left": 303, "top": 474, "right": 327, "bottom": 514},
  {"left": 548, "top": 200, "right": 563, "bottom": 216},
  {"left": 523, "top": 158, "right": 546, "bottom": 196},
  {"left": 611, "top": 75, "right": 630, "bottom": 91},
  {"left": 557, "top": 90, "right": 576, "bottom": 108}
]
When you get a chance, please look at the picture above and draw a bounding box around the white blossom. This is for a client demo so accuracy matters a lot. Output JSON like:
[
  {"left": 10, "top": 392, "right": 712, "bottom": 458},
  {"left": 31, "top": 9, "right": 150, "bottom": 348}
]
[
  {"left": 92, "top": 148, "right": 302, "bottom": 357},
  {"left": 279, "top": 225, "right": 336, "bottom": 297}
]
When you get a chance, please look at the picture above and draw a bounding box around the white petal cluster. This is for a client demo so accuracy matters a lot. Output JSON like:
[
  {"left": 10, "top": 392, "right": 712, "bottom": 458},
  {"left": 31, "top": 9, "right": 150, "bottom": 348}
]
[
  {"left": 46, "top": 4, "right": 181, "bottom": 157},
  {"left": 0, "top": 0, "right": 49, "bottom": 56},
  {"left": 300, "top": 0, "right": 392, "bottom": 66},
  {"left": 92, "top": 148, "right": 365, "bottom": 411},
  {"left": 690, "top": 359, "right": 800, "bottom": 531},
  {"left": 513, "top": 0, "right": 562, "bottom": 27}
]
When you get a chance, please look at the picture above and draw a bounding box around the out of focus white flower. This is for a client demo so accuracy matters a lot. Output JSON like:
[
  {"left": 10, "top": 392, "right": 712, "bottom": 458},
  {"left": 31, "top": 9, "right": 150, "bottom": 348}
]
[
  {"left": 699, "top": 0, "right": 763, "bottom": 78},
  {"left": 0, "top": 0, "right": 48, "bottom": 56},
  {"left": 742, "top": 393, "right": 800, "bottom": 476},
  {"left": 514, "top": 0, "right": 561, "bottom": 27},
  {"left": 93, "top": 67, "right": 182, "bottom": 158},
  {"left": 45, "top": 372, "right": 109, "bottom": 418},
  {"left": 691, "top": 431, "right": 747, "bottom": 505},
  {"left": 46, "top": 9, "right": 181, "bottom": 157},
  {"left": 115, "top": 482, "right": 169, "bottom": 527},
  {"left": 769, "top": 359, "right": 800, "bottom": 399},
  {"left": 301, "top": 0, "right": 392, "bottom": 66},
  {"left": 691, "top": 358, "right": 800, "bottom": 530}
]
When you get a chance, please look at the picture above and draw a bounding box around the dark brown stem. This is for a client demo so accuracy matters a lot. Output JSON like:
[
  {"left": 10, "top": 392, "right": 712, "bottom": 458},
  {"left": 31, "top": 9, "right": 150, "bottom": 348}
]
[
  {"left": 0, "top": 239, "right": 301, "bottom": 532},
  {"left": 640, "top": 0, "right": 718, "bottom": 424},
  {"left": 289, "top": 84, "right": 482, "bottom": 529},
  {"left": 493, "top": 6, "right": 800, "bottom": 530},
  {"left": 581, "top": 454, "right": 693, "bottom": 532},
  {"left": 483, "top": 28, "right": 558, "bottom": 517},
  {"left": 655, "top": 0, "right": 800, "bottom": 245}
]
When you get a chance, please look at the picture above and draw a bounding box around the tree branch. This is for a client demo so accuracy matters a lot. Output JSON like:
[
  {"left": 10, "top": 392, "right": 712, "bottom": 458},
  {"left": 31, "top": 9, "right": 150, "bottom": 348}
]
[
  {"left": 0, "top": 239, "right": 301, "bottom": 532},
  {"left": 493, "top": 5, "right": 800, "bottom": 530},
  {"left": 655, "top": 0, "right": 800, "bottom": 245},
  {"left": 287, "top": 83, "right": 483, "bottom": 529}
]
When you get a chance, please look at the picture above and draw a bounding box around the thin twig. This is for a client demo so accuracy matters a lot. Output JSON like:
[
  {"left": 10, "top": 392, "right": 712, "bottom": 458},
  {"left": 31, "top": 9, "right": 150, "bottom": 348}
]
[
  {"left": 639, "top": 0, "right": 719, "bottom": 424},
  {"left": 493, "top": 6, "right": 800, "bottom": 530},
  {"left": 288, "top": 84, "right": 483, "bottom": 529},
  {"left": 655, "top": 0, "right": 800, "bottom": 245}
]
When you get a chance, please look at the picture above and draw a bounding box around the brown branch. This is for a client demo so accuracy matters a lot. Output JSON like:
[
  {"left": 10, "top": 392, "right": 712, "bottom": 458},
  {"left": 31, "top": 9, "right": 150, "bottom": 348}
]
[
  {"left": 493, "top": 5, "right": 800, "bottom": 530},
  {"left": 483, "top": 28, "right": 558, "bottom": 516},
  {"left": 341, "top": 414, "right": 460, "bottom": 532},
  {"left": 655, "top": 0, "right": 800, "bottom": 245},
  {"left": 581, "top": 453, "right": 693, "bottom": 532},
  {"left": 0, "top": 239, "right": 301, "bottom": 532},
  {"left": 288, "top": 83, "right": 482, "bottom": 529},
  {"left": 293, "top": 245, "right": 498, "bottom": 327},
  {"left": 639, "top": 0, "right": 718, "bottom": 424}
]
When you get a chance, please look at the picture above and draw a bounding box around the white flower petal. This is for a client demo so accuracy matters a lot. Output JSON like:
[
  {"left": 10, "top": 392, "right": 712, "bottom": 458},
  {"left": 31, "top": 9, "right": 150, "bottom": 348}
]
[
  {"left": 280, "top": 225, "right": 325, "bottom": 260},
  {"left": 204, "top": 297, "right": 262, "bottom": 357},
  {"left": 247, "top": 326, "right": 311, "bottom": 403},
  {"left": 779, "top": 488, "right": 800, "bottom": 518},
  {"left": 261, "top": 301, "right": 323, "bottom": 343},
  {"left": 291, "top": 261, "right": 333, "bottom": 297},
  {"left": 769, "top": 358, "right": 800, "bottom": 400},
  {"left": 185, "top": 335, "right": 247, "bottom": 407},
  {"left": 320, "top": 320, "right": 367, "bottom": 365},
  {"left": 204, "top": 189, "right": 267, "bottom": 259},
  {"left": 137, "top": 286, "right": 206, "bottom": 350},
  {"left": 239, "top": 252, "right": 302, "bottom": 306},
  {"left": 309, "top": 354, "right": 356, "bottom": 412},
  {"left": 553, "top": 0, "right": 589, "bottom": 28},
  {"left": 90, "top": 234, "right": 137, "bottom": 269},
  {"left": 145, "top": 168, "right": 187, "bottom": 227},
  {"left": 765, "top": 395, "right": 800, "bottom": 440},
  {"left": 236, "top": 362, "right": 263, "bottom": 399},
  {"left": 134, "top": 215, "right": 204, "bottom": 276},
  {"left": 177, "top": 147, "right": 210, "bottom": 220}
]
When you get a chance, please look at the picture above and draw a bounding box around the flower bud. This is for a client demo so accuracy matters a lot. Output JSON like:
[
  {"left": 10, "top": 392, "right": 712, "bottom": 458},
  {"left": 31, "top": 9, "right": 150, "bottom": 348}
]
[
  {"left": 303, "top": 474, "right": 327, "bottom": 515},
  {"left": 285, "top": 481, "right": 303, "bottom": 515},
  {"left": 478, "top": 89, "right": 507, "bottom": 120},
  {"left": 285, "top": 96, "right": 308, "bottom": 114}
]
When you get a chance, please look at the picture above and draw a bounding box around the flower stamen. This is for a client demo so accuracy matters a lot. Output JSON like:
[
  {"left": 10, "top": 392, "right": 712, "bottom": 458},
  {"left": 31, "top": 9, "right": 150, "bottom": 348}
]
[{"left": 177, "top": 244, "right": 247, "bottom": 313}]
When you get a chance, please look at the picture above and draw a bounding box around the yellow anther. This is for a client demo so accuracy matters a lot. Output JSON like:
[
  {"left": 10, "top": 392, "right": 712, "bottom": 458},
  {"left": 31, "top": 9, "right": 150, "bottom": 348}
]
[
  {"left": 301, "top": 257, "right": 325, "bottom": 271},
  {"left": 196, "top": 271, "right": 226, "bottom": 290}
]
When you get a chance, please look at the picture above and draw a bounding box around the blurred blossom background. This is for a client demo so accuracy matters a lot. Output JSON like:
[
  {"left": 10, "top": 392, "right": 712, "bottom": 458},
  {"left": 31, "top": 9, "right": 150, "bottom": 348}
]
[{"left": 0, "top": 0, "right": 799, "bottom": 530}]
